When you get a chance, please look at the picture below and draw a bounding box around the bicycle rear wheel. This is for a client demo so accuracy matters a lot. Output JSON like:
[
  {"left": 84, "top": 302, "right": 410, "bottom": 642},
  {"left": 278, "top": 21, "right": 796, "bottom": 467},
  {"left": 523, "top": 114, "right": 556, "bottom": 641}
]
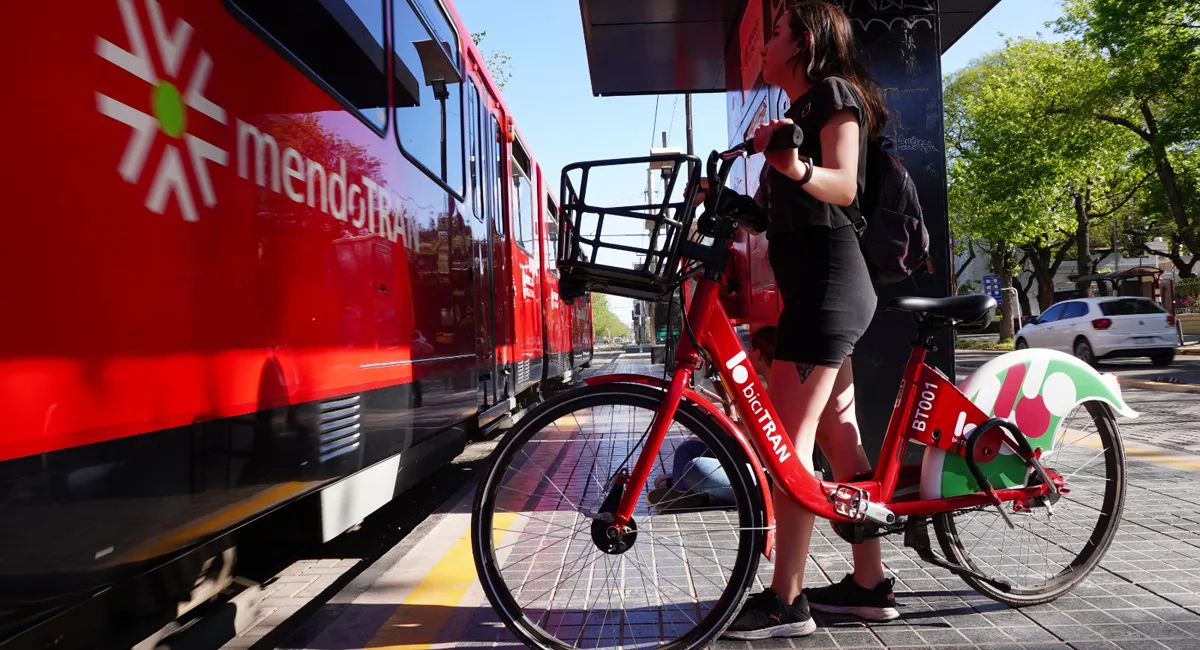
[
  {"left": 933, "top": 401, "right": 1126, "bottom": 606},
  {"left": 471, "top": 382, "right": 764, "bottom": 650}
]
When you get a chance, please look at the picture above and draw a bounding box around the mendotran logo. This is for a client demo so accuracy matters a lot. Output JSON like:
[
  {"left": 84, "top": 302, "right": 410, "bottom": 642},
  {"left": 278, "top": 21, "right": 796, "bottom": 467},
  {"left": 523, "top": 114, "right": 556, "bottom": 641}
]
[
  {"left": 96, "top": 0, "right": 416, "bottom": 247},
  {"left": 96, "top": 0, "right": 228, "bottom": 223}
]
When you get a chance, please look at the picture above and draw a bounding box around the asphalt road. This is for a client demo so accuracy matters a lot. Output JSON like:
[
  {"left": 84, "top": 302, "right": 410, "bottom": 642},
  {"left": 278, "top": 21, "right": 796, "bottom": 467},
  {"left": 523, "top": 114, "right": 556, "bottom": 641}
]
[{"left": 956, "top": 348, "right": 1200, "bottom": 385}]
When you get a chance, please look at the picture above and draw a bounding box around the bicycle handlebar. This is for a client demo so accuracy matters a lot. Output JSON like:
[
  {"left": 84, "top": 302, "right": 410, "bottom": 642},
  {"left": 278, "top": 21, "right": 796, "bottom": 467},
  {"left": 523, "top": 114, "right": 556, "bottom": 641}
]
[
  {"left": 741, "top": 122, "right": 804, "bottom": 156},
  {"left": 702, "top": 123, "right": 803, "bottom": 221}
]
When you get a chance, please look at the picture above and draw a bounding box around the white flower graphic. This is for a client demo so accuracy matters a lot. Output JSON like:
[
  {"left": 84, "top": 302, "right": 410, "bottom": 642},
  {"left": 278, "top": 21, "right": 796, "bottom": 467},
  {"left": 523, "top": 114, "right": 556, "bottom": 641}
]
[{"left": 95, "top": 0, "right": 229, "bottom": 222}]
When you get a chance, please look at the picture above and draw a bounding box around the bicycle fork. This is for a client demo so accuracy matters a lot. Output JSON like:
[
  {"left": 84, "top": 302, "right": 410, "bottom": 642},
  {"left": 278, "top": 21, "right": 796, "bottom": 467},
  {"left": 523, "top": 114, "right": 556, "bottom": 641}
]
[{"left": 600, "top": 365, "right": 694, "bottom": 532}]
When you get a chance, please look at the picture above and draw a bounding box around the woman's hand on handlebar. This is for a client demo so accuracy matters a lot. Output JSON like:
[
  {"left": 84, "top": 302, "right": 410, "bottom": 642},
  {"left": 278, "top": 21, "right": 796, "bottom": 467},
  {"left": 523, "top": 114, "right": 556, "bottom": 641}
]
[{"left": 753, "top": 119, "right": 806, "bottom": 177}]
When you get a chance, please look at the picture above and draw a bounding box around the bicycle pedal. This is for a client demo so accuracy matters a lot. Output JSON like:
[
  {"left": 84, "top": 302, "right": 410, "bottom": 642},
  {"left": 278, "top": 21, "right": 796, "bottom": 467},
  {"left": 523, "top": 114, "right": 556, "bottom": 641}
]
[{"left": 830, "top": 485, "right": 896, "bottom": 525}]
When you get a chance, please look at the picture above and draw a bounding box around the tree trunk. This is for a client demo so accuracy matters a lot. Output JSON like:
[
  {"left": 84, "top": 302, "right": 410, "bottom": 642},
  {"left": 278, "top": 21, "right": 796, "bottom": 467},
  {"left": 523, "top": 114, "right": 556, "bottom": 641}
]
[
  {"left": 1074, "top": 188, "right": 1092, "bottom": 296},
  {"left": 1037, "top": 273, "right": 1055, "bottom": 311},
  {"left": 991, "top": 247, "right": 1015, "bottom": 341},
  {"left": 955, "top": 241, "right": 977, "bottom": 282},
  {"left": 1025, "top": 246, "right": 1055, "bottom": 311},
  {"left": 1018, "top": 274, "right": 1035, "bottom": 320},
  {"left": 1152, "top": 146, "right": 1200, "bottom": 261},
  {"left": 1138, "top": 100, "right": 1200, "bottom": 269},
  {"left": 1170, "top": 239, "right": 1197, "bottom": 278}
]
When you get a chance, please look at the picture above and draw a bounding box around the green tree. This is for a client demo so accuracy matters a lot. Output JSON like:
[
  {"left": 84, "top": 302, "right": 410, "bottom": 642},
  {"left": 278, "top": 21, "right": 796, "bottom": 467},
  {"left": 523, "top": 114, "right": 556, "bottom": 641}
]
[
  {"left": 470, "top": 31, "right": 512, "bottom": 90},
  {"left": 590, "top": 294, "right": 629, "bottom": 339},
  {"left": 946, "top": 36, "right": 1151, "bottom": 327},
  {"left": 1057, "top": 0, "right": 1200, "bottom": 273},
  {"left": 946, "top": 39, "right": 1101, "bottom": 335}
]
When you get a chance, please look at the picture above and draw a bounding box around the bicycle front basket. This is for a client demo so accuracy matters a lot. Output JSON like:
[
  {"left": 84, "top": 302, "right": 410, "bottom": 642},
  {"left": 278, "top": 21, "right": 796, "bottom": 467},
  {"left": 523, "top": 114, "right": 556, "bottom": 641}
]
[{"left": 557, "top": 153, "right": 701, "bottom": 302}]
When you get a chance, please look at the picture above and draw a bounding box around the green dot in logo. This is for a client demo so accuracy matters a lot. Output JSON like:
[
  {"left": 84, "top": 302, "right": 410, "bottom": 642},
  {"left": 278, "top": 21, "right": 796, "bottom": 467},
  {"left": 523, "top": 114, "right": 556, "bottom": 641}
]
[{"left": 152, "top": 81, "right": 187, "bottom": 138}]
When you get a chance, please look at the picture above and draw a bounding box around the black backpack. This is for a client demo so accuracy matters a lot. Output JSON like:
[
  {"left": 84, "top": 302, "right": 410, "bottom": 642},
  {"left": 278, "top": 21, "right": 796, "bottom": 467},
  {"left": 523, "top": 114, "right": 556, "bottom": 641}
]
[{"left": 849, "top": 137, "right": 931, "bottom": 286}]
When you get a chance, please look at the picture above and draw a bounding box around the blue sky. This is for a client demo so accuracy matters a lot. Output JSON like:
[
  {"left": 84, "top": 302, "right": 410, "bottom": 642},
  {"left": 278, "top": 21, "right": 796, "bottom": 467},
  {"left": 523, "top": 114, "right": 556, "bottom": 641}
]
[{"left": 453, "top": 0, "right": 1066, "bottom": 325}]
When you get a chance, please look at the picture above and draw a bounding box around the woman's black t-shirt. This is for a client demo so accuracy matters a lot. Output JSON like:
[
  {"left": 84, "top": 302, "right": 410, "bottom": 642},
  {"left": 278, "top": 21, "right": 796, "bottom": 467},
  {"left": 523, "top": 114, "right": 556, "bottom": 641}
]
[{"left": 756, "top": 76, "right": 868, "bottom": 238}]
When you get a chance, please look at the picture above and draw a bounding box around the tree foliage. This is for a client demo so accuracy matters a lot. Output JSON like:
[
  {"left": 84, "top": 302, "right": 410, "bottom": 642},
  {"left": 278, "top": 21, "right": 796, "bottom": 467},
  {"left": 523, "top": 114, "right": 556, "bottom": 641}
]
[
  {"left": 946, "top": 39, "right": 1114, "bottom": 248},
  {"left": 945, "top": 39, "right": 1115, "bottom": 333},
  {"left": 1056, "top": 0, "right": 1200, "bottom": 273},
  {"left": 589, "top": 294, "right": 629, "bottom": 339},
  {"left": 470, "top": 31, "right": 512, "bottom": 90},
  {"left": 943, "top": 5, "right": 1198, "bottom": 327}
]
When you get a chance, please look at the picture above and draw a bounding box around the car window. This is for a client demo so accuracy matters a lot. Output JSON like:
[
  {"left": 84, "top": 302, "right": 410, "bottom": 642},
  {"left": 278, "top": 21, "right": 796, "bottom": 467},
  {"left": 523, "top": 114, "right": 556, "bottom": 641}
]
[
  {"left": 1062, "top": 302, "right": 1089, "bottom": 319},
  {"left": 1039, "top": 304, "right": 1066, "bottom": 322},
  {"left": 1099, "top": 298, "right": 1165, "bottom": 316}
]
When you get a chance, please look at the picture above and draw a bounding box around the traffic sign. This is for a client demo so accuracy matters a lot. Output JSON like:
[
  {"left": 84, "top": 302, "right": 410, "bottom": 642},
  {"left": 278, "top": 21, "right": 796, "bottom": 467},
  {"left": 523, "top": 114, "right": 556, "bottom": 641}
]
[{"left": 983, "top": 274, "right": 1002, "bottom": 302}]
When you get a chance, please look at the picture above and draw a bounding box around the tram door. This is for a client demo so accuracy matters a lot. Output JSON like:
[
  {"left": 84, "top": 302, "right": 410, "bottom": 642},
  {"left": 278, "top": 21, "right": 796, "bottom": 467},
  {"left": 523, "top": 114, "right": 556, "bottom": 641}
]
[
  {"left": 467, "top": 75, "right": 494, "bottom": 406},
  {"left": 488, "top": 110, "right": 513, "bottom": 401},
  {"left": 468, "top": 73, "right": 507, "bottom": 407}
]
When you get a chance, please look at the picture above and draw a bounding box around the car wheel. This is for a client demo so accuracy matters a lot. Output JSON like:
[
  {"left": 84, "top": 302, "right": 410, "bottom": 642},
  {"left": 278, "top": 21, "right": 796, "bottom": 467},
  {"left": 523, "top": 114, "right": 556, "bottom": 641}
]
[
  {"left": 1015, "top": 338, "right": 1029, "bottom": 350},
  {"left": 1074, "top": 338, "right": 1097, "bottom": 367},
  {"left": 1150, "top": 352, "right": 1175, "bottom": 367}
]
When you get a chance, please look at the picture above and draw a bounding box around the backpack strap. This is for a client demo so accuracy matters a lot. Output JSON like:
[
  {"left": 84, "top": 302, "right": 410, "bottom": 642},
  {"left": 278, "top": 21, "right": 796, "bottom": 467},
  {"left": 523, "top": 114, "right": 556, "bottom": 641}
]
[{"left": 846, "top": 200, "right": 868, "bottom": 236}]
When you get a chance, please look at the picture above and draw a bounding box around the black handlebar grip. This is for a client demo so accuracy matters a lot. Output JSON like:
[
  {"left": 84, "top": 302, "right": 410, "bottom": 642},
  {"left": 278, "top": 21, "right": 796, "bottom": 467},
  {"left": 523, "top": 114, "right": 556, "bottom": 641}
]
[{"left": 744, "top": 123, "right": 804, "bottom": 155}]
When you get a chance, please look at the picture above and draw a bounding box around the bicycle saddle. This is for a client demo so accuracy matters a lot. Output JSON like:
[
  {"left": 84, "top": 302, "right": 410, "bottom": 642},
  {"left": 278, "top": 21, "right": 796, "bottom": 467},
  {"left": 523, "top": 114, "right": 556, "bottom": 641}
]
[{"left": 888, "top": 295, "right": 997, "bottom": 324}]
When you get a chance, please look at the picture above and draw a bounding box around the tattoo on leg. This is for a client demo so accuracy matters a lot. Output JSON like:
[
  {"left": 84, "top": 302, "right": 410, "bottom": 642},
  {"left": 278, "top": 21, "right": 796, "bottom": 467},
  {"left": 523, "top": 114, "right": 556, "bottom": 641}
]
[{"left": 797, "top": 363, "right": 816, "bottom": 383}]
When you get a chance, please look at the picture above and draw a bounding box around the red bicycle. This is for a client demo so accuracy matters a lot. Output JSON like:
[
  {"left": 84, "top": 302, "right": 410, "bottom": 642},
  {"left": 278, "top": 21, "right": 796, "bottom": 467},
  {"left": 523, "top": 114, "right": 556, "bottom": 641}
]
[{"left": 472, "top": 129, "right": 1135, "bottom": 650}]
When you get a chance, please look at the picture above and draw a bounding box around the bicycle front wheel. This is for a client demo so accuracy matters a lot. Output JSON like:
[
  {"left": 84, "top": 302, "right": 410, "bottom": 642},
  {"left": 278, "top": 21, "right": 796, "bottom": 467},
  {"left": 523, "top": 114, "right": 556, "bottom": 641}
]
[
  {"left": 933, "top": 400, "right": 1127, "bottom": 606},
  {"left": 472, "top": 382, "right": 765, "bottom": 650}
]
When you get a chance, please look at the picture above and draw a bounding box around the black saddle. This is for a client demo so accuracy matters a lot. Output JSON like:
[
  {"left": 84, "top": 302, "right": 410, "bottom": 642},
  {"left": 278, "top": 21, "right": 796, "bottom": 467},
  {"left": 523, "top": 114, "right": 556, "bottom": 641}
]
[{"left": 888, "top": 294, "right": 996, "bottom": 326}]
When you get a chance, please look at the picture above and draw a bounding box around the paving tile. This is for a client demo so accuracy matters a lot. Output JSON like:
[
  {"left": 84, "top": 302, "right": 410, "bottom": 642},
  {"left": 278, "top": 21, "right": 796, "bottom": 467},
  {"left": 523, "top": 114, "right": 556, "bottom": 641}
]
[
  {"left": 871, "top": 628, "right": 924, "bottom": 647},
  {"left": 826, "top": 629, "right": 883, "bottom": 647},
  {"left": 247, "top": 355, "right": 1200, "bottom": 650},
  {"left": 793, "top": 630, "right": 838, "bottom": 649}
]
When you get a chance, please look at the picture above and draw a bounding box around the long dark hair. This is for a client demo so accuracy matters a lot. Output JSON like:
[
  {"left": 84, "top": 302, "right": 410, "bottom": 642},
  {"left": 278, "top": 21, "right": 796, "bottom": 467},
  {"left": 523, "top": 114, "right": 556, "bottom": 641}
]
[{"left": 785, "top": 0, "right": 888, "bottom": 138}]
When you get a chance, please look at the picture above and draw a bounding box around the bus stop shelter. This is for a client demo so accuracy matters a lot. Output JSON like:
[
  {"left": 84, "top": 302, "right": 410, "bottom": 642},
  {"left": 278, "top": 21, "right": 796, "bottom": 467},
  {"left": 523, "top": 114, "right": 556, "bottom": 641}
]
[{"left": 576, "top": 0, "right": 1000, "bottom": 459}]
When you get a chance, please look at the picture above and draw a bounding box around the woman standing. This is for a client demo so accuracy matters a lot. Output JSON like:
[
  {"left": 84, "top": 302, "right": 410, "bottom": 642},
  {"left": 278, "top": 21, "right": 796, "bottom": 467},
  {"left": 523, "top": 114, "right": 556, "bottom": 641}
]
[{"left": 704, "top": 0, "right": 901, "bottom": 639}]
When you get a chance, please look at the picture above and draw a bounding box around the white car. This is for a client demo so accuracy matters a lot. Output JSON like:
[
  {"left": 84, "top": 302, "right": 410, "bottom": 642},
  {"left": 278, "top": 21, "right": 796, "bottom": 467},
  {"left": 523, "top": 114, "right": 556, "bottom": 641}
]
[{"left": 1015, "top": 297, "right": 1178, "bottom": 367}]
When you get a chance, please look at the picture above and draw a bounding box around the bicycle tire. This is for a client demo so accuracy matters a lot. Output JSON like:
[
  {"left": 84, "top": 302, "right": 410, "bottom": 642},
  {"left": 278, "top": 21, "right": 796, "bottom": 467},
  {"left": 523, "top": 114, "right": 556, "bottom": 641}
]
[
  {"left": 932, "top": 401, "right": 1127, "bottom": 607},
  {"left": 471, "top": 382, "right": 765, "bottom": 650}
]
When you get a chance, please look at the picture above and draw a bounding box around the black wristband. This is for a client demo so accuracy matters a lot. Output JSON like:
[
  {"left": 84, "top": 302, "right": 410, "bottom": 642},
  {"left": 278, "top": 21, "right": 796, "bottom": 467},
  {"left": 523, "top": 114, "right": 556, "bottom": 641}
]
[{"left": 797, "top": 157, "right": 814, "bottom": 186}]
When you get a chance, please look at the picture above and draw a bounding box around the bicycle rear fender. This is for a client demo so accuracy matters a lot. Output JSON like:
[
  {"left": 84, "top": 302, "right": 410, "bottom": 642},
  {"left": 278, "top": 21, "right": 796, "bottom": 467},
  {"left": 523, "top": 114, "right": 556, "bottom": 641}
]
[
  {"left": 920, "top": 349, "right": 1138, "bottom": 500},
  {"left": 584, "top": 374, "right": 776, "bottom": 559}
]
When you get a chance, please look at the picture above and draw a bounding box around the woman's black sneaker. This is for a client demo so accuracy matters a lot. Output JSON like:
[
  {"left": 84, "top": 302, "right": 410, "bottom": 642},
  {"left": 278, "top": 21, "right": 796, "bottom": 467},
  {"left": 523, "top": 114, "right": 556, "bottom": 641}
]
[
  {"left": 804, "top": 574, "right": 900, "bottom": 621},
  {"left": 721, "top": 589, "right": 816, "bottom": 640}
]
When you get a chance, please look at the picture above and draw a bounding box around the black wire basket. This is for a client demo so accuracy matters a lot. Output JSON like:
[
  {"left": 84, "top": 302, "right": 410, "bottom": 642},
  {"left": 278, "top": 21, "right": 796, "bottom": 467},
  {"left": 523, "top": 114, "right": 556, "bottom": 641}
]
[{"left": 557, "top": 153, "right": 701, "bottom": 303}]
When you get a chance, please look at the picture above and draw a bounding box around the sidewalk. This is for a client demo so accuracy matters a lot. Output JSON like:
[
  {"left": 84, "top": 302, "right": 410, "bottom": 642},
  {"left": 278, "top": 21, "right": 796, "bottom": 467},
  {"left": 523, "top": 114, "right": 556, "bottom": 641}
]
[{"left": 268, "top": 352, "right": 1200, "bottom": 650}]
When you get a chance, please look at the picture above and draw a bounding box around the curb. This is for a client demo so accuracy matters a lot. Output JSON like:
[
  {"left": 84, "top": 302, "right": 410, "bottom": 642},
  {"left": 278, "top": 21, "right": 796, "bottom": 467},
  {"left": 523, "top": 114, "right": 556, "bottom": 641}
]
[
  {"left": 957, "top": 366, "right": 1200, "bottom": 394},
  {"left": 1118, "top": 379, "right": 1200, "bottom": 394}
]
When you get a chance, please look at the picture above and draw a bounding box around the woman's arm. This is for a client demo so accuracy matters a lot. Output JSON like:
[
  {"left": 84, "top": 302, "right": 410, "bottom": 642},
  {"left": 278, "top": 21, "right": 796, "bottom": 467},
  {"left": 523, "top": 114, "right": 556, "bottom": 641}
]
[{"left": 755, "top": 113, "right": 860, "bottom": 207}]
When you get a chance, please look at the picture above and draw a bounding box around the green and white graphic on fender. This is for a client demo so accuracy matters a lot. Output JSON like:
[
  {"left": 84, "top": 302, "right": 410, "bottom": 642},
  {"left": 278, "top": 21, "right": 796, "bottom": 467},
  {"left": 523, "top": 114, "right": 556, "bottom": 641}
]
[{"left": 920, "top": 349, "right": 1137, "bottom": 500}]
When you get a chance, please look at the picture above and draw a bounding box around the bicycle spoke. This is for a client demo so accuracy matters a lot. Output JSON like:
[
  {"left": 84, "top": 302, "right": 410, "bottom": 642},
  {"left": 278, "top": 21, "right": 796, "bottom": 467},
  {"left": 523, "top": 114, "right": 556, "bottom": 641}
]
[
  {"left": 944, "top": 402, "right": 1122, "bottom": 600},
  {"left": 477, "top": 389, "right": 759, "bottom": 650}
]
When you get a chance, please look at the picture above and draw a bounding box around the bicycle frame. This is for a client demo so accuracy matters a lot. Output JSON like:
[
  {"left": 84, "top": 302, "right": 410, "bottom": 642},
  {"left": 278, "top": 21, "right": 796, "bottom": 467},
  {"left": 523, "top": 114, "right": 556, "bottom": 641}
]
[{"left": 609, "top": 277, "right": 1057, "bottom": 529}]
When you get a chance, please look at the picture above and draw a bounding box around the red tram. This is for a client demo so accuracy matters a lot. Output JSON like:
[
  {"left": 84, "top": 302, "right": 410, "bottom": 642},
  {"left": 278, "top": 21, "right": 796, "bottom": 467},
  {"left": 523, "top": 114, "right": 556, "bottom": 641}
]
[{"left": 0, "top": 0, "right": 590, "bottom": 625}]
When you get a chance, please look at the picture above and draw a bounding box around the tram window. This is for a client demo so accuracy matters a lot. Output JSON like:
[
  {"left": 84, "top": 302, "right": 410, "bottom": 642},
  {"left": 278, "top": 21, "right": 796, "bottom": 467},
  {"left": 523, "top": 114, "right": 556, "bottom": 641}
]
[
  {"left": 512, "top": 165, "right": 536, "bottom": 258},
  {"left": 393, "top": 0, "right": 464, "bottom": 195},
  {"left": 474, "top": 85, "right": 486, "bottom": 223},
  {"left": 510, "top": 140, "right": 536, "bottom": 256},
  {"left": 467, "top": 80, "right": 481, "bottom": 220},
  {"left": 480, "top": 105, "right": 495, "bottom": 229},
  {"left": 545, "top": 202, "right": 559, "bottom": 275},
  {"left": 227, "top": 0, "right": 387, "bottom": 132},
  {"left": 491, "top": 116, "right": 504, "bottom": 236}
]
